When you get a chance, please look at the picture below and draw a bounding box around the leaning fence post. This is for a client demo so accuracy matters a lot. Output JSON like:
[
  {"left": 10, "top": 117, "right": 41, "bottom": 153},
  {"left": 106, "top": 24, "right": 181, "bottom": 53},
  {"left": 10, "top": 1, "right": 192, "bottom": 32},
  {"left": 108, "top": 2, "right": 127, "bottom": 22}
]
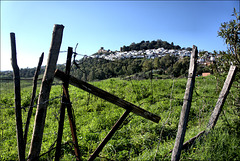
[
  {"left": 24, "top": 52, "right": 44, "bottom": 151},
  {"left": 171, "top": 45, "right": 198, "bottom": 161},
  {"left": 88, "top": 109, "right": 131, "bottom": 161},
  {"left": 28, "top": 24, "right": 64, "bottom": 161},
  {"left": 207, "top": 65, "right": 237, "bottom": 131},
  {"left": 55, "top": 47, "right": 78, "bottom": 161},
  {"left": 10, "top": 32, "right": 25, "bottom": 161}
]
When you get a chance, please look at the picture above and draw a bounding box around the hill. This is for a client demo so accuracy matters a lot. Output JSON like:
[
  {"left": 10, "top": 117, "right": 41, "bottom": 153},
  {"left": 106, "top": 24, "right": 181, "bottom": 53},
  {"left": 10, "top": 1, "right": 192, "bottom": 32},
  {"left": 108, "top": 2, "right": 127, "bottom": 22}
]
[
  {"left": 1, "top": 39, "right": 210, "bottom": 81},
  {"left": 1, "top": 53, "right": 211, "bottom": 82}
]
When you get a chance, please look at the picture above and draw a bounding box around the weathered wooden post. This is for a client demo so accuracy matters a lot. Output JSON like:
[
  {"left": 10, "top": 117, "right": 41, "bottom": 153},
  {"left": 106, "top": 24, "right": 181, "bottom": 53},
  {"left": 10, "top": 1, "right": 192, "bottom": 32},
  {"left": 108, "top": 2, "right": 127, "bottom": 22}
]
[
  {"left": 28, "top": 24, "right": 64, "bottom": 161},
  {"left": 207, "top": 65, "right": 237, "bottom": 131},
  {"left": 54, "top": 69, "right": 161, "bottom": 159},
  {"left": 10, "top": 32, "right": 25, "bottom": 161},
  {"left": 88, "top": 109, "right": 131, "bottom": 161},
  {"left": 24, "top": 52, "right": 44, "bottom": 150},
  {"left": 55, "top": 47, "right": 82, "bottom": 161},
  {"left": 168, "top": 66, "right": 237, "bottom": 155},
  {"left": 171, "top": 45, "right": 198, "bottom": 161}
]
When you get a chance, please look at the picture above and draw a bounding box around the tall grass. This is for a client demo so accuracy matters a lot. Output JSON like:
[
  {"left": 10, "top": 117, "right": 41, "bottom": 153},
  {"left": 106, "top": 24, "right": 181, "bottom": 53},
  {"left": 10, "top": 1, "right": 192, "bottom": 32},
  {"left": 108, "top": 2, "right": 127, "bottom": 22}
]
[{"left": 0, "top": 75, "right": 239, "bottom": 160}]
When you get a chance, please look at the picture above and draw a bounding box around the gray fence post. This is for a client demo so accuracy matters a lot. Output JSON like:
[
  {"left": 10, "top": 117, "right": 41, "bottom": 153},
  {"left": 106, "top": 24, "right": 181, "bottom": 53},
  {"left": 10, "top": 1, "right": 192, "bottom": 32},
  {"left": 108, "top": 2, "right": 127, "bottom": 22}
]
[
  {"left": 10, "top": 32, "right": 25, "bottom": 161},
  {"left": 28, "top": 24, "right": 64, "bottom": 161},
  {"left": 171, "top": 45, "right": 198, "bottom": 161},
  {"left": 207, "top": 65, "right": 237, "bottom": 131}
]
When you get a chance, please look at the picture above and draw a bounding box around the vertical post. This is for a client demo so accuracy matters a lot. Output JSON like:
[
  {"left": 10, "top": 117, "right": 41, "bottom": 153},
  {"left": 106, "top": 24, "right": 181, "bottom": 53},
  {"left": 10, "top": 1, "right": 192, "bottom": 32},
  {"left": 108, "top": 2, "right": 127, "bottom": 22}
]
[
  {"left": 88, "top": 109, "right": 131, "bottom": 161},
  {"left": 28, "top": 24, "right": 64, "bottom": 161},
  {"left": 10, "top": 32, "right": 25, "bottom": 161},
  {"left": 171, "top": 45, "right": 198, "bottom": 161},
  {"left": 207, "top": 65, "right": 237, "bottom": 131},
  {"left": 55, "top": 47, "right": 73, "bottom": 161},
  {"left": 66, "top": 90, "right": 81, "bottom": 160},
  {"left": 24, "top": 52, "right": 44, "bottom": 150}
]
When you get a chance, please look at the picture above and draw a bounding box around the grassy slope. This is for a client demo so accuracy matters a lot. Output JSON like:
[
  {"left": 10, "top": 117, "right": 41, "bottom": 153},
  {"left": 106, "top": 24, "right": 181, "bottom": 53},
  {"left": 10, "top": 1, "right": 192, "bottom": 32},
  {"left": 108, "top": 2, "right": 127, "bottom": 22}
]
[{"left": 0, "top": 76, "right": 239, "bottom": 160}]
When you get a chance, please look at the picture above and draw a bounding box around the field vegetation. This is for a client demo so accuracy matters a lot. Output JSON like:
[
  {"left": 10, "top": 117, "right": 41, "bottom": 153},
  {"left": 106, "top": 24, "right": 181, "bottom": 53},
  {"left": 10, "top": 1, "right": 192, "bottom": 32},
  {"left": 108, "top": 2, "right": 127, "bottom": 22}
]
[
  {"left": 0, "top": 8, "right": 239, "bottom": 161},
  {"left": 0, "top": 74, "right": 239, "bottom": 160}
]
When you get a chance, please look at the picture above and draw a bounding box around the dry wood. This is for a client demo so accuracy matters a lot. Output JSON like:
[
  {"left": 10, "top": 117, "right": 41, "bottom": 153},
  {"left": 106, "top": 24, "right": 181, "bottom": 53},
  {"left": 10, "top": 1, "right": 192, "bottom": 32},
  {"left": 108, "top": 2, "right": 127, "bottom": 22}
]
[
  {"left": 28, "top": 24, "right": 64, "bottom": 161},
  {"left": 207, "top": 65, "right": 237, "bottom": 131},
  {"left": 54, "top": 69, "right": 160, "bottom": 123},
  {"left": 167, "top": 66, "right": 237, "bottom": 157},
  {"left": 10, "top": 32, "right": 25, "bottom": 161},
  {"left": 55, "top": 47, "right": 81, "bottom": 160},
  {"left": 171, "top": 45, "right": 198, "bottom": 161},
  {"left": 88, "top": 109, "right": 131, "bottom": 161},
  {"left": 167, "top": 130, "right": 205, "bottom": 158},
  {"left": 24, "top": 52, "right": 44, "bottom": 151},
  {"left": 55, "top": 48, "right": 72, "bottom": 161},
  {"left": 65, "top": 93, "right": 82, "bottom": 161}
]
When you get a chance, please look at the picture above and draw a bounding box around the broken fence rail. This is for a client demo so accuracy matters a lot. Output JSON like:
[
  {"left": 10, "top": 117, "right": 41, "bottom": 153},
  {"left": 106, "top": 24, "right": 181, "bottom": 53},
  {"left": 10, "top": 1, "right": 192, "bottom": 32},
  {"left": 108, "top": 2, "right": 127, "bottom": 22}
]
[{"left": 54, "top": 69, "right": 160, "bottom": 123}]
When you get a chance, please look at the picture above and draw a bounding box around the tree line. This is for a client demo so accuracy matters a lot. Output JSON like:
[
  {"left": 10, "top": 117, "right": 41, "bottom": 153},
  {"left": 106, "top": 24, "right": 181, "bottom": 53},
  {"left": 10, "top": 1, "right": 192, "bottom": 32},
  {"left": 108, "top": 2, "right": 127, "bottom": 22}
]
[
  {"left": 1, "top": 54, "right": 211, "bottom": 81},
  {"left": 57, "top": 55, "right": 210, "bottom": 81},
  {"left": 120, "top": 39, "right": 192, "bottom": 52}
]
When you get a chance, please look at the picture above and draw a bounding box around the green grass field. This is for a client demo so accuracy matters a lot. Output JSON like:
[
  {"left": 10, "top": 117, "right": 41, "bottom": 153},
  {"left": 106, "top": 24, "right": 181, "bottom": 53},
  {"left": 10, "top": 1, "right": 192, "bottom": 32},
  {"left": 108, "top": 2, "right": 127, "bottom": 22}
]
[{"left": 0, "top": 75, "right": 239, "bottom": 160}]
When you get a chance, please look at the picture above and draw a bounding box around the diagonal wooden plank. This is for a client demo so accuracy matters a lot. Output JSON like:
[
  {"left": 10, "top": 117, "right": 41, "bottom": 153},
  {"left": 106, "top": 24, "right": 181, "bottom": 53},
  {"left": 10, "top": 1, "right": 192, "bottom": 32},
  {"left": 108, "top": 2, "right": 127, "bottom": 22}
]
[
  {"left": 88, "top": 109, "right": 131, "bottom": 161},
  {"left": 54, "top": 69, "right": 160, "bottom": 123},
  {"left": 207, "top": 65, "right": 237, "bottom": 131}
]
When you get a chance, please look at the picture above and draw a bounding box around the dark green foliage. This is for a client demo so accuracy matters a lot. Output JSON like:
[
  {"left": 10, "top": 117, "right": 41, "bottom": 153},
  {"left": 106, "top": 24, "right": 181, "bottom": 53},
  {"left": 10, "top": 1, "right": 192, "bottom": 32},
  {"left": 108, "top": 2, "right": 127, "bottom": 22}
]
[
  {"left": 120, "top": 39, "right": 183, "bottom": 52},
  {"left": 217, "top": 8, "right": 240, "bottom": 67},
  {"left": 172, "top": 57, "right": 190, "bottom": 77},
  {"left": 68, "top": 55, "right": 182, "bottom": 81},
  {"left": 1, "top": 53, "right": 193, "bottom": 82}
]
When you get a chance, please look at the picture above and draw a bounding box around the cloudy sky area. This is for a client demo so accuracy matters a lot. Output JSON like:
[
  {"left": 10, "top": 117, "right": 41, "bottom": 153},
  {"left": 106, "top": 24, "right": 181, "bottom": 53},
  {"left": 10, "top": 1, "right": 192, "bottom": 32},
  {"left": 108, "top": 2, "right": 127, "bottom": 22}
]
[{"left": 1, "top": 1, "right": 239, "bottom": 71}]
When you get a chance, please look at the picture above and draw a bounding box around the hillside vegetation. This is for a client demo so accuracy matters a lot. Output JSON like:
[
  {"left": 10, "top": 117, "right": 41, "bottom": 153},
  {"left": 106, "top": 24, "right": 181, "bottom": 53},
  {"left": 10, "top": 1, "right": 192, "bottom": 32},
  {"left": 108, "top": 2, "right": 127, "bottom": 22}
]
[
  {"left": 0, "top": 38, "right": 209, "bottom": 81},
  {"left": 0, "top": 75, "right": 239, "bottom": 160}
]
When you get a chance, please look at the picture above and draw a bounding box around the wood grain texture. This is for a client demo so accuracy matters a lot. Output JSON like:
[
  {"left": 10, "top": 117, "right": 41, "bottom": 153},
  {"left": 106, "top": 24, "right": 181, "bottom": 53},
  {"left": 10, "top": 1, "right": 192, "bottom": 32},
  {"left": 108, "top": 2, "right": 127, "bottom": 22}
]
[
  {"left": 28, "top": 24, "right": 64, "bottom": 161},
  {"left": 10, "top": 32, "right": 25, "bottom": 161},
  {"left": 171, "top": 45, "right": 198, "bottom": 161},
  {"left": 54, "top": 69, "right": 160, "bottom": 123}
]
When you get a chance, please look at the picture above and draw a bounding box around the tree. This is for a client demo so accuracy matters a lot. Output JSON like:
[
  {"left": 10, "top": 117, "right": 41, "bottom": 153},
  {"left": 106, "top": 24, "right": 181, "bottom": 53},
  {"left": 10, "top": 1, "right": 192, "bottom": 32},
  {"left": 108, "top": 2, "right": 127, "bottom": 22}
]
[
  {"left": 142, "top": 59, "right": 153, "bottom": 72},
  {"left": 214, "top": 8, "right": 240, "bottom": 130},
  {"left": 172, "top": 57, "right": 190, "bottom": 77},
  {"left": 217, "top": 8, "right": 240, "bottom": 68},
  {"left": 159, "top": 54, "right": 178, "bottom": 70},
  {"left": 153, "top": 57, "right": 160, "bottom": 69}
]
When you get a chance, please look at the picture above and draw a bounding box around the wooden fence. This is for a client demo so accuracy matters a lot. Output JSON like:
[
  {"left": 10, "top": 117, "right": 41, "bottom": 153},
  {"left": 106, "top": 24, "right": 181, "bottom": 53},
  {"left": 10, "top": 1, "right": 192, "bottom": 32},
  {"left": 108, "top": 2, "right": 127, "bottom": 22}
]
[{"left": 8, "top": 24, "right": 237, "bottom": 161}]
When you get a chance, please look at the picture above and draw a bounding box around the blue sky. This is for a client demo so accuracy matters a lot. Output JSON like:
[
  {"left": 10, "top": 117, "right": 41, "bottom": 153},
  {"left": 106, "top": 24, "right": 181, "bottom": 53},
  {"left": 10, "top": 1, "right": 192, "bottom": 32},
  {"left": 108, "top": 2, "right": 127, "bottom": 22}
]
[{"left": 1, "top": 1, "right": 239, "bottom": 71}]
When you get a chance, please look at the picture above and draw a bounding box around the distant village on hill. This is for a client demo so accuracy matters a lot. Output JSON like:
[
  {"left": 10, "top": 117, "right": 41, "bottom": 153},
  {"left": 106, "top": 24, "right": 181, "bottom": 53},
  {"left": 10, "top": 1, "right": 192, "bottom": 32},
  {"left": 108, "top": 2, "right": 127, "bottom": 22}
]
[
  {"left": 92, "top": 46, "right": 216, "bottom": 65},
  {"left": 1, "top": 40, "right": 218, "bottom": 80}
]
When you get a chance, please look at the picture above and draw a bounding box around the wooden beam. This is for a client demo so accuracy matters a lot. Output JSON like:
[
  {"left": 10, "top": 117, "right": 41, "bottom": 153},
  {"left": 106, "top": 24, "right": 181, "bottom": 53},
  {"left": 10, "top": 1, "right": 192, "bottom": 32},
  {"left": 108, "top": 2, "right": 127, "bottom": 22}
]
[
  {"left": 28, "top": 24, "right": 64, "bottom": 161},
  {"left": 54, "top": 69, "right": 160, "bottom": 123},
  {"left": 207, "top": 65, "right": 237, "bottom": 131},
  {"left": 171, "top": 45, "right": 198, "bottom": 161},
  {"left": 10, "top": 32, "right": 25, "bottom": 161},
  {"left": 55, "top": 47, "right": 72, "bottom": 161},
  {"left": 88, "top": 109, "right": 131, "bottom": 161},
  {"left": 24, "top": 52, "right": 44, "bottom": 152},
  {"left": 55, "top": 47, "right": 81, "bottom": 161}
]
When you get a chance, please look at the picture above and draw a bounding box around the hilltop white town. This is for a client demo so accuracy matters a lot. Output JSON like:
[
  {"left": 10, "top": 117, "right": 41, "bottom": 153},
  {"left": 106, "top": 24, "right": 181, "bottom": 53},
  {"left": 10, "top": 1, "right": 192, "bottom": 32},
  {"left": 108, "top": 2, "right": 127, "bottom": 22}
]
[{"left": 92, "top": 47, "right": 216, "bottom": 65}]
